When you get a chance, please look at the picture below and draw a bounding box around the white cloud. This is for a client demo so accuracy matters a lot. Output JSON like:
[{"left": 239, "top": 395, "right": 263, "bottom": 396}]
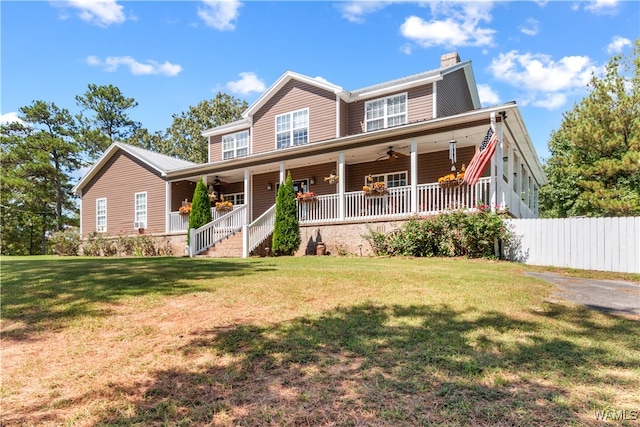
[
  {"left": 226, "top": 72, "right": 265, "bottom": 94},
  {"left": 338, "top": 1, "right": 391, "bottom": 23},
  {"left": 198, "top": 0, "right": 242, "bottom": 31},
  {"left": 488, "top": 51, "right": 599, "bottom": 110},
  {"left": 400, "top": 2, "right": 496, "bottom": 48},
  {"left": 477, "top": 84, "right": 500, "bottom": 106},
  {"left": 86, "top": 56, "right": 182, "bottom": 76},
  {"left": 607, "top": 36, "right": 631, "bottom": 54},
  {"left": 55, "top": 0, "right": 126, "bottom": 27},
  {"left": 0, "top": 112, "right": 26, "bottom": 126},
  {"left": 584, "top": 0, "right": 618, "bottom": 14},
  {"left": 519, "top": 18, "right": 539, "bottom": 36}
]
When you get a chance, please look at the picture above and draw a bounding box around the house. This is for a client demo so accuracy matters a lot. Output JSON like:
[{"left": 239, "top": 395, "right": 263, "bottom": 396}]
[{"left": 74, "top": 52, "right": 546, "bottom": 257}]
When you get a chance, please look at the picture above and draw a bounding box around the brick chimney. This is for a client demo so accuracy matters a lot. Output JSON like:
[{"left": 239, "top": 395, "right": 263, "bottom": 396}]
[{"left": 440, "top": 52, "right": 461, "bottom": 68}]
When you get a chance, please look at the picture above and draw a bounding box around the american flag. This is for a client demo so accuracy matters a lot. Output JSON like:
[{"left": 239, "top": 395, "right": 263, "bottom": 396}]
[{"left": 463, "top": 127, "right": 498, "bottom": 186}]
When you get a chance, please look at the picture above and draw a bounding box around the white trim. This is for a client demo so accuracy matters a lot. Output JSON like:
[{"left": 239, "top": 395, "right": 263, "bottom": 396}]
[
  {"left": 367, "top": 170, "right": 408, "bottom": 187},
  {"left": 275, "top": 107, "right": 309, "bottom": 149},
  {"left": 410, "top": 140, "right": 418, "bottom": 213},
  {"left": 134, "top": 191, "right": 147, "bottom": 229},
  {"left": 165, "top": 181, "right": 171, "bottom": 234},
  {"left": 78, "top": 191, "right": 83, "bottom": 236},
  {"left": 364, "top": 92, "right": 407, "bottom": 132},
  {"left": 432, "top": 80, "right": 438, "bottom": 119},
  {"left": 356, "top": 75, "right": 441, "bottom": 99},
  {"left": 201, "top": 119, "right": 250, "bottom": 138},
  {"left": 96, "top": 198, "right": 107, "bottom": 233},
  {"left": 245, "top": 71, "right": 345, "bottom": 118},
  {"left": 335, "top": 94, "right": 340, "bottom": 138},
  {"left": 222, "top": 130, "right": 249, "bottom": 160}
]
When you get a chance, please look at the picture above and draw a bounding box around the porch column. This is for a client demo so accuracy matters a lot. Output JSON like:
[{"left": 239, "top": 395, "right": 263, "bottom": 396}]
[
  {"left": 165, "top": 181, "right": 171, "bottom": 234},
  {"left": 489, "top": 112, "right": 497, "bottom": 211},
  {"left": 244, "top": 168, "right": 251, "bottom": 224},
  {"left": 279, "top": 162, "right": 285, "bottom": 184},
  {"left": 507, "top": 142, "right": 514, "bottom": 213},
  {"left": 496, "top": 113, "right": 504, "bottom": 210},
  {"left": 410, "top": 139, "right": 418, "bottom": 213},
  {"left": 338, "top": 151, "right": 345, "bottom": 220}
]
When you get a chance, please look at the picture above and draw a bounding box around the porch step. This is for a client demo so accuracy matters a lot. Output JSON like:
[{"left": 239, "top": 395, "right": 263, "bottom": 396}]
[{"left": 198, "top": 231, "right": 243, "bottom": 258}]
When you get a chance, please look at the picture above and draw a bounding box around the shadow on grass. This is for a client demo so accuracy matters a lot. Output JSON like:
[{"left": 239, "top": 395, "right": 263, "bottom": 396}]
[
  {"left": 1, "top": 257, "right": 268, "bottom": 339},
  {"left": 85, "top": 303, "right": 639, "bottom": 426}
]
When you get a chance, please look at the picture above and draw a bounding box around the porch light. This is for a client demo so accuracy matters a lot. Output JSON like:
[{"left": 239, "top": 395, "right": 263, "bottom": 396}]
[
  {"left": 310, "top": 177, "right": 315, "bottom": 185},
  {"left": 267, "top": 183, "right": 273, "bottom": 191}
]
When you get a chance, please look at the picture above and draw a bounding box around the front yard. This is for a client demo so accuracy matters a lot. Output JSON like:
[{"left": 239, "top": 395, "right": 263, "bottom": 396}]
[{"left": 1, "top": 256, "right": 638, "bottom": 426}]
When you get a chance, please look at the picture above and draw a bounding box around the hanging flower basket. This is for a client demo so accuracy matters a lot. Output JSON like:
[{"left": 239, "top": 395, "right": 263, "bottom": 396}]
[
  {"left": 363, "top": 182, "right": 388, "bottom": 197},
  {"left": 179, "top": 204, "right": 192, "bottom": 216},
  {"left": 297, "top": 192, "right": 317, "bottom": 203},
  {"left": 215, "top": 201, "right": 233, "bottom": 213}
]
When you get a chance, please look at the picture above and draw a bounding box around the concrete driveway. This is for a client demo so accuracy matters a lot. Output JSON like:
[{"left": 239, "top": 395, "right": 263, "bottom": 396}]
[{"left": 525, "top": 272, "right": 640, "bottom": 318}]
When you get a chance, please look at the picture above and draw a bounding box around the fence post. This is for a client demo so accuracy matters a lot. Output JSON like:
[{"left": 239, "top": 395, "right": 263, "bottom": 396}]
[
  {"left": 242, "top": 224, "right": 249, "bottom": 258},
  {"left": 189, "top": 228, "right": 195, "bottom": 257}
]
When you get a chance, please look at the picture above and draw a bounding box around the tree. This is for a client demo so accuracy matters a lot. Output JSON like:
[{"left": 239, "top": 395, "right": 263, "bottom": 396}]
[
  {"left": 76, "top": 84, "right": 141, "bottom": 156},
  {"left": 540, "top": 40, "right": 640, "bottom": 217},
  {"left": 1, "top": 101, "right": 82, "bottom": 254},
  {"left": 187, "top": 179, "right": 212, "bottom": 245},
  {"left": 272, "top": 172, "right": 300, "bottom": 255},
  {"left": 164, "top": 93, "right": 248, "bottom": 163}
]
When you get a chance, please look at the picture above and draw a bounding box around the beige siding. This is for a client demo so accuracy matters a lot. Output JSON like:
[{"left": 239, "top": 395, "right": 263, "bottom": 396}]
[
  {"left": 252, "top": 80, "right": 336, "bottom": 154},
  {"left": 340, "top": 99, "right": 348, "bottom": 137},
  {"left": 252, "top": 172, "right": 279, "bottom": 220},
  {"left": 172, "top": 180, "right": 197, "bottom": 211},
  {"left": 347, "top": 85, "right": 434, "bottom": 135},
  {"left": 437, "top": 69, "right": 474, "bottom": 117},
  {"left": 287, "top": 162, "right": 337, "bottom": 196},
  {"left": 209, "top": 135, "right": 222, "bottom": 163},
  {"left": 346, "top": 158, "right": 412, "bottom": 192},
  {"left": 417, "top": 146, "right": 476, "bottom": 183},
  {"left": 82, "top": 151, "right": 166, "bottom": 236}
]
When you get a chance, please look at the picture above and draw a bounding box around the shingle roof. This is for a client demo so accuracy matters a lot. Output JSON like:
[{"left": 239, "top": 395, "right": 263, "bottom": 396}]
[{"left": 116, "top": 142, "right": 196, "bottom": 172}]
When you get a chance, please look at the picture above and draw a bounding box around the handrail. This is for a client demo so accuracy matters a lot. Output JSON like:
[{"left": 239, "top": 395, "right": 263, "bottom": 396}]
[
  {"left": 243, "top": 204, "right": 276, "bottom": 258},
  {"left": 170, "top": 205, "right": 243, "bottom": 233},
  {"left": 189, "top": 205, "right": 246, "bottom": 257}
]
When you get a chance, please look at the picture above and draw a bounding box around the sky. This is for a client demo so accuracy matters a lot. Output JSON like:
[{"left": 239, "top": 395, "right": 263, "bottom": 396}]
[{"left": 1, "top": 0, "right": 638, "bottom": 162}]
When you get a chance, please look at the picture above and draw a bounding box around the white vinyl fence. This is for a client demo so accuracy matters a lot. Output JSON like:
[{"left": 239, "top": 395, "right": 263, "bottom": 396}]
[{"left": 505, "top": 217, "right": 640, "bottom": 274}]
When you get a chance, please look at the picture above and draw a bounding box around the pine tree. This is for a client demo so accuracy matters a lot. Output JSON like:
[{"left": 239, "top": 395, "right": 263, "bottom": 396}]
[
  {"left": 272, "top": 172, "right": 300, "bottom": 255},
  {"left": 187, "top": 179, "right": 212, "bottom": 245},
  {"left": 540, "top": 39, "right": 640, "bottom": 217}
]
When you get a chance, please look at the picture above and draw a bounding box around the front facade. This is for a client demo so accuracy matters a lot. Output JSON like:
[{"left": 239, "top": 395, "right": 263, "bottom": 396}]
[{"left": 75, "top": 53, "right": 546, "bottom": 257}]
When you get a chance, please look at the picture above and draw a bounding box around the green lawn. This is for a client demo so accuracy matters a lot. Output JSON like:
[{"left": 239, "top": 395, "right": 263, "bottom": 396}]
[{"left": 1, "top": 256, "right": 638, "bottom": 426}]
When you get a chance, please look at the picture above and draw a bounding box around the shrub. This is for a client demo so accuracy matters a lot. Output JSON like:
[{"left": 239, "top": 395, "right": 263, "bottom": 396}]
[
  {"left": 188, "top": 178, "right": 213, "bottom": 245},
  {"left": 366, "top": 209, "right": 512, "bottom": 259},
  {"left": 272, "top": 172, "right": 300, "bottom": 256},
  {"left": 48, "top": 228, "right": 81, "bottom": 256}
]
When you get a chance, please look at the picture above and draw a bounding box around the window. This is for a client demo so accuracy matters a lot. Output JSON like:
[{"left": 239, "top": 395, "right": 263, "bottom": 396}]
[
  {"left": 222, "top": 131, "right": 248, "bottom": 160},
  {"left": 134, "top": 192, "right": 147, "bottom": 228},
  {"left": 365, "top": 93, "right": 407, "bottom": 132},
  {"left": 223, "top": 192, "right": 244, "bottom": 205},
  {"left": 96, "top": 198, "right": 107, "bottom": 232},
  {"left": 366, "top": 171, "right": 408, "bottom": 188},
  {"left": 276, "top": 109, "right": 308, "bottom": 149}
]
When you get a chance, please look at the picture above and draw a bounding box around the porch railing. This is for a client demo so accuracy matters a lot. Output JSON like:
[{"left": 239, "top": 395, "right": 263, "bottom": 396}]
[
  {"left": 243, "top": 204, "right": 276, "bottom": 258},
  {"left": 189, "top": 205, "right": 246, "bottom": 257},
  {"left": 170, "top": 205, "right": 243, "bottom": 233},
  {"left": 297, "top": 177, "right": 491, "bottom": 224}
]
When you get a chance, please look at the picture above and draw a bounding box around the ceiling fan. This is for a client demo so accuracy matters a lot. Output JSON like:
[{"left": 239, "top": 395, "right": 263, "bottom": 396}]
[
  {"left": 211, "top": 175, "right": 229, "bottom": 191},
  {"left": 376, "top": 146, "right": 408, "bottom": 162}
]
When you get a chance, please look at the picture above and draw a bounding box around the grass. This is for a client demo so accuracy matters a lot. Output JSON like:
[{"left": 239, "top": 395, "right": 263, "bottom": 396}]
[{"left": 1, "top": 256, "right": 638, "bottom": 426}]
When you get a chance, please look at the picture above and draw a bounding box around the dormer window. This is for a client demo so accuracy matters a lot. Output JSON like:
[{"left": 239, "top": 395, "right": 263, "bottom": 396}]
[
  {"left": 365, "top": 93, "right": 407, "bottom": 132},
  {"left": 222, "top": 130, "right": 249, "bottom": 160},
  {"left": 276, "top": 108, "right": 308, "bottom": 149}
]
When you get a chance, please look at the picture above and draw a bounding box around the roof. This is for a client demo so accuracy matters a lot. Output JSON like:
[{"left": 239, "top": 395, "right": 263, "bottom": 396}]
[
  {"left": 72, "top": 142, "right": 196, "bottom": 194},
  {"left": 201, "top": 60, "right": 479, "bottom": 138}
]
